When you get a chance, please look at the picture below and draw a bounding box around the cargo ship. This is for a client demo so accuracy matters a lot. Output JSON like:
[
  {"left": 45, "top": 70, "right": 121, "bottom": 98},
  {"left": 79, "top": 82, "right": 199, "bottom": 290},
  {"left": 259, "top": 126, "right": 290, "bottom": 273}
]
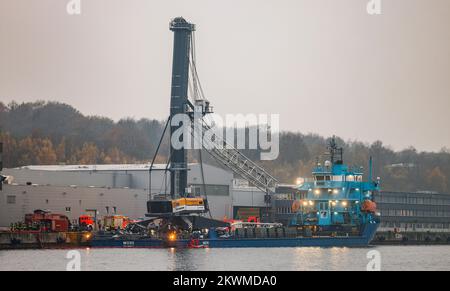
[
  {"left": 89, "top": 18, "right": 380, "bottom": 248},
  {"left": 91, "top": 138, "right": 381, "bottom": 248}
]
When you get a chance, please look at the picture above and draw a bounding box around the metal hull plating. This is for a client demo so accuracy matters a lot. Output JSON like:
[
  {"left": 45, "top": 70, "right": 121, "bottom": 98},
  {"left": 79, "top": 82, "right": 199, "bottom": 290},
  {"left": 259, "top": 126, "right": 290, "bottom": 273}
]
[{"left": 91, "top": 223, "right": 379, "bottom": 249}]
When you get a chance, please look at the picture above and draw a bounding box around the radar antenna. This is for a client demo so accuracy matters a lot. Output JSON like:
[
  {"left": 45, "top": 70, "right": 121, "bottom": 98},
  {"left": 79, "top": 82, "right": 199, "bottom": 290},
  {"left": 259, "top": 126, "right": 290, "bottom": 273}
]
[{"left": 327, "top": 136, "right": 344, "bottom": 165}]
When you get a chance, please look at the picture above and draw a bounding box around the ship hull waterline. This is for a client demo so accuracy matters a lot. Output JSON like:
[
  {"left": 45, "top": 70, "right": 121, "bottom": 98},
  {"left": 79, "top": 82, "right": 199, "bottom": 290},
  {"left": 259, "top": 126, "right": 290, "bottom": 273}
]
[{"left": 90, "top": 223, "right": 379, "bottom": 249}]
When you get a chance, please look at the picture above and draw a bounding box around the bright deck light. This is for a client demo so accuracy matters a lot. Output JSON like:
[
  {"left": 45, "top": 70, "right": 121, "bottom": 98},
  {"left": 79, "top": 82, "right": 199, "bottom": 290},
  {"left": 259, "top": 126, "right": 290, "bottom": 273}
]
[
  {"left": 168, "top": 232, "right": 177, "bottom": 242},
  {"left": 296, "top": 178, "right": 304, "bottom": 185}
]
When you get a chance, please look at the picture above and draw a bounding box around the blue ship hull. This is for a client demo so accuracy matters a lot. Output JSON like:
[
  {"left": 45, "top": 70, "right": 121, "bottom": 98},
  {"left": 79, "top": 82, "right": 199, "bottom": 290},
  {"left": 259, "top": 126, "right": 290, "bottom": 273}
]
[{"left": 91, "top": 223, "right": 379, "bottom": 249}]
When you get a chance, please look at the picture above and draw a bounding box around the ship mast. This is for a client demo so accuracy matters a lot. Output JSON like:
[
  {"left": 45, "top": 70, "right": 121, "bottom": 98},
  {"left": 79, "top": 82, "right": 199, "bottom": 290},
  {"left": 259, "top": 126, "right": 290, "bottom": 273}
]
[{"left": 327, "top": 136, "right": 344, "bottom": 165}]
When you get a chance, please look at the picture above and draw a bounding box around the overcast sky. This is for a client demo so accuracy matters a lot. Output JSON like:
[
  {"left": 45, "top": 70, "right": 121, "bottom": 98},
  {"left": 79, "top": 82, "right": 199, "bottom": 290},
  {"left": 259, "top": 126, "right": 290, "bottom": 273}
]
[{"left": 0, "top": 0, "right": 449, "bottom": 152}]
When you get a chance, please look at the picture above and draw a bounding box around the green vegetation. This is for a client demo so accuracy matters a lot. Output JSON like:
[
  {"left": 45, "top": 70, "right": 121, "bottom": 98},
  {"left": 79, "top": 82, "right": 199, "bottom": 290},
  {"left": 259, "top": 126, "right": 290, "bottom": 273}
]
[{"left": 1, "top": 101, "right": 449, "bottom": 194}]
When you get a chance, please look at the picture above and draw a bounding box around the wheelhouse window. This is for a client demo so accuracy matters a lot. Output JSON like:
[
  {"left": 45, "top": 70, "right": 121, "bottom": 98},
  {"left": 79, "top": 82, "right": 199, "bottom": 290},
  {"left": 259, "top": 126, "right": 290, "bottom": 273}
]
[{"left": 315, "top": 175, "right": 331, "bottom": 181}]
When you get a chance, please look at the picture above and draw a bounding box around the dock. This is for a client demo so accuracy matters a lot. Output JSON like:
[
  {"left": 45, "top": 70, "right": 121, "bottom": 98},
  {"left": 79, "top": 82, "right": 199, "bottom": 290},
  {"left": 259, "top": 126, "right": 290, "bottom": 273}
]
[{"left": 0, "top": 231, "right": 91, "bottom": 250}]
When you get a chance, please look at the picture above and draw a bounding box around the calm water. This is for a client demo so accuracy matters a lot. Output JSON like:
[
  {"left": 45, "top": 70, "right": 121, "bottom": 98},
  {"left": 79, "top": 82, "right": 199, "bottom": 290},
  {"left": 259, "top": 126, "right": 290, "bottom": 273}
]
[{"left": 0, "top": 246, "right": 449, "bottom": 271}]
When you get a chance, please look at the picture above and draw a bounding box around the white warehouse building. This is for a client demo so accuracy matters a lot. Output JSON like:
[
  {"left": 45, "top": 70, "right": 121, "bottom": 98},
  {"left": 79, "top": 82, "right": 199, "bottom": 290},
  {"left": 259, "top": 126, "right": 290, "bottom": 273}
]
[{"left": 0, "top": 164, "right": 269, "bottom": 227}]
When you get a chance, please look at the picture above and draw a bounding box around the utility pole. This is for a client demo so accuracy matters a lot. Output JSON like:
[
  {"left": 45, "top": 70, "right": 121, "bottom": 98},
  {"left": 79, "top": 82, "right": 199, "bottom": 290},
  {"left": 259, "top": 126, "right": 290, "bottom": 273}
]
[{"left": 0, "top": 142, "right": 6, "bottom": 191}]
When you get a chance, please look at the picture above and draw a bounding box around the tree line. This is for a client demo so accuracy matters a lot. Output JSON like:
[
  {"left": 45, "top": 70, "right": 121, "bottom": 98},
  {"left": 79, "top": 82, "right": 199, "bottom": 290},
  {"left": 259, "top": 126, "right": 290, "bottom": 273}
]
[{"left": 1, "top": 101, "right": 449, "bottom": 194}]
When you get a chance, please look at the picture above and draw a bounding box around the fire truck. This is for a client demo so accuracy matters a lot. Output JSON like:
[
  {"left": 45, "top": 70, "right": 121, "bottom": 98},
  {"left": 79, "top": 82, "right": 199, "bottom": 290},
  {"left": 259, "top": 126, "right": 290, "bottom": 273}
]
[{"left": 24, "top": 210, "right": 70, "bottom": 232}]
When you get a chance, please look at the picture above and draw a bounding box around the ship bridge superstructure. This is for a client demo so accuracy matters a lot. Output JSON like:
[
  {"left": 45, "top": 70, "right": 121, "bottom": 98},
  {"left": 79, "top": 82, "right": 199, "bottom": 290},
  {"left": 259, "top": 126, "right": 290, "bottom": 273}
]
[{"left": 292, "top": 138, "right": 380, "bottom": 228}]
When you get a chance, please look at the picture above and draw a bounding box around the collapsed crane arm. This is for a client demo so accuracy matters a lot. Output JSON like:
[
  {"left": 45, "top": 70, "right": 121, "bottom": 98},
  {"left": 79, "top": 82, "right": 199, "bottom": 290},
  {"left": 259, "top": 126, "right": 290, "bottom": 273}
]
[{"left": 188, "top": 112, "right": 279, "bottom": 194}]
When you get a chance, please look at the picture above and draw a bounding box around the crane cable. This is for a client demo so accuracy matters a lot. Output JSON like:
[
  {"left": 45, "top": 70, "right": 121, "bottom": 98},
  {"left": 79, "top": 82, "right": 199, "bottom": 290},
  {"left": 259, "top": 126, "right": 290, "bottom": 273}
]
[
  {"left": 188, "top": 31, "right": 212, "bottom": 218},
  {"left": 199, "top": 148, "right": 212, "bottom": 218},
  {"left": 149, "top": 116, "right": 170, "bottom": 199},
  {"left": 190, "top": 31, "right": 206, "bottom": 101}
]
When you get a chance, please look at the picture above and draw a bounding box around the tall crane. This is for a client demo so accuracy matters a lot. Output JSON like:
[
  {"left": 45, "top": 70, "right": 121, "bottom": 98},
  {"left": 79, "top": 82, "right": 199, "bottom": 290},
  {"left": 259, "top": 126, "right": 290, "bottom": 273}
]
[
  {"left": 147, "top": 17, "right": 279, "bottom": 221},
  {"left": 168, "top": 17, "right": 195, "bottom": 199}
]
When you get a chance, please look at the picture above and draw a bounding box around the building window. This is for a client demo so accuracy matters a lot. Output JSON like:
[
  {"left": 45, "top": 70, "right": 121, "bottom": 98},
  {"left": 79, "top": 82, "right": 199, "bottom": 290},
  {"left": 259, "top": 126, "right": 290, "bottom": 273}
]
[
  {"left": 193, "top": 186, "right": 202, "bottom": 196},
  {"left": 7, "top": 195, "right": 16, "bottom": 204},
  {"left": 191, "top": 184, "right": 229, "bottom": 196},
  {"left": 66, "top": 207, "right": 71, "bottom": 212}
]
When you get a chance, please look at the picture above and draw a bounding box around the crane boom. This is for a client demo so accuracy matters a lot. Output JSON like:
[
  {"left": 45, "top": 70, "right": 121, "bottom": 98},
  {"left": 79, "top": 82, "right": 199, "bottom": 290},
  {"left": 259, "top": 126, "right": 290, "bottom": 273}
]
[{"left": 201, "top": 121, "right": 278, "bottom": 194}]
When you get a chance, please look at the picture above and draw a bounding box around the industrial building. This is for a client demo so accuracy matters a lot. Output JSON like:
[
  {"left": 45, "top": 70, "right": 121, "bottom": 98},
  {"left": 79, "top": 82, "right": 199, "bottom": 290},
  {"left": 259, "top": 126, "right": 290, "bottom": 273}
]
[
  {"left": 0, "top": 163, "right": 267, "bottom": 227},
  {"left": 1, "top": 163, "right": 450, "bottom": 234},
  {"left": 375, "top": 191, "right": 450, "bottom": 233}
]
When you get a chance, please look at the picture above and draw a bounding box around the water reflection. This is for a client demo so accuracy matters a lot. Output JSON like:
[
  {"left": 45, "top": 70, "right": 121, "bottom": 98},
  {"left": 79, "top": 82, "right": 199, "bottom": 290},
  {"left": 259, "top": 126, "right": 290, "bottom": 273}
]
[
  {"left": 1, "top": 246, "right": 449, "bottom": 271},
  {"left": 168, "top": 248, "right": 209, "bottom": 271}
]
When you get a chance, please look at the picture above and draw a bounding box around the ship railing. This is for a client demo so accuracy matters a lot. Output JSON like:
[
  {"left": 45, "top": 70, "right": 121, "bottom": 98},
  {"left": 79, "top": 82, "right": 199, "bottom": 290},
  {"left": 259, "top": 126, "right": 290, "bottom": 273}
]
[
  {"left": 231, "top": 227, "right": 362, "bottom": 240},
  {"left": 301, "top": 180, "right": 348, "bottom": 189},
  {"left": 231, "top": 222, "right": 283, "bottom": 229}
]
